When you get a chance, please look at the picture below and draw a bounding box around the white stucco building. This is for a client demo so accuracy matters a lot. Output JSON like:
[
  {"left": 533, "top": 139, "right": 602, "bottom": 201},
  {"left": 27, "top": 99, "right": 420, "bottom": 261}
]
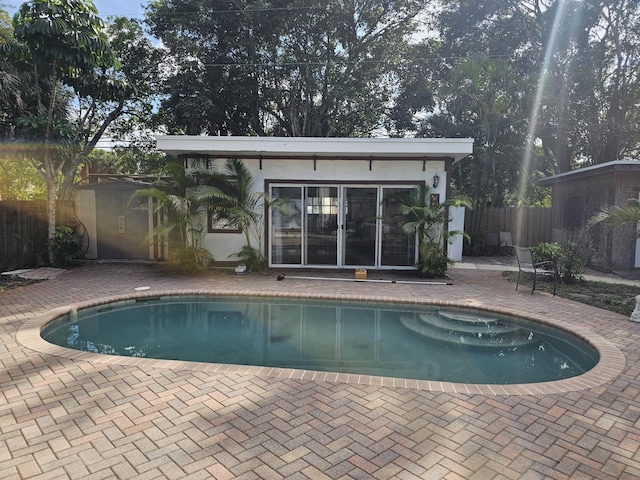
[{"left": 154, "top": 136, "right": 474, "bottom": 270}]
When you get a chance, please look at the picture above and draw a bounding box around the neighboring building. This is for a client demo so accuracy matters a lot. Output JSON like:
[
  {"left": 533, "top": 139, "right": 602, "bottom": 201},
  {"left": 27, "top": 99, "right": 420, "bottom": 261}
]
[
  {"left": 539, "top": 160, "right": 640, "bottom": 271},
  {"left": 155, "top": 136, "right": 474, "bottom": 270}
]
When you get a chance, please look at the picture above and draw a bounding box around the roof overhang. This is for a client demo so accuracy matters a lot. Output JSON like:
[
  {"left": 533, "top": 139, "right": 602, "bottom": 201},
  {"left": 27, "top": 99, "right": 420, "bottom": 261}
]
[
  {"left": 538, "top": 160, "right": 640, "bottom": 186},
  {"left": 155, "top": 136, "right": 475, "bottom": 163},
  {"left": 75, "top": 179, "right": 151, "bottom": 191}
]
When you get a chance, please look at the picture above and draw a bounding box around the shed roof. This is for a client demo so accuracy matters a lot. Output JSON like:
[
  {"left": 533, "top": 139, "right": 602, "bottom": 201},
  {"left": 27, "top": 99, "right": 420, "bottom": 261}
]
[
  {"left": 538, "top": 160, "right": 640, "bottom": 186},
  {"left": 155, "top": 136, "right": 474, "bottom": 163},
  {"left": 75, "top": 179, "right": 151, "bottom": 191}
]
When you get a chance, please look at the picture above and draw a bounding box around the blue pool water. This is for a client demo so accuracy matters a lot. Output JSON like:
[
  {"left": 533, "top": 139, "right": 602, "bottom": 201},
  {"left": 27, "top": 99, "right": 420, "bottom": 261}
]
[{"left": 41, "top": 296, "right": 599, "bottom": 384}]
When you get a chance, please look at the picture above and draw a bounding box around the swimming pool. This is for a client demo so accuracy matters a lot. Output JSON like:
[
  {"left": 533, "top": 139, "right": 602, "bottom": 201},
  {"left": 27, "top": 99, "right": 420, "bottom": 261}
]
[{"left": 41, "top": 295, "right": 599, "bottom": 385}]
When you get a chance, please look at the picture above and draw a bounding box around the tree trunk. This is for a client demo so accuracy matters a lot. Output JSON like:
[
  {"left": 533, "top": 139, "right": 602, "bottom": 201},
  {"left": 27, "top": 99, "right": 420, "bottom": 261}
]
[
  {"left": 44, "top": 66, "right": 59, "bottom": 265},
  {"left": 46, "top": 176, "right": 57, "bottom": 265}
]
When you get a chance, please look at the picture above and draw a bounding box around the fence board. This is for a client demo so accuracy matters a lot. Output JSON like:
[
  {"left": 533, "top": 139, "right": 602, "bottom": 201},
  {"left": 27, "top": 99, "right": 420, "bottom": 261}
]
[
  {"left": 0, "top": 201, "right": 47, "bottom": 271},
  {"left": 465, "top": 207, "right": 552, "bottom": 252}
]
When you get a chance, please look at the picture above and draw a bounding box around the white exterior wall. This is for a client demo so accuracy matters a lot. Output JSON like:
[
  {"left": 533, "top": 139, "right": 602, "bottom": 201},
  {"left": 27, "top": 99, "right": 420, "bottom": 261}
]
[
  {"left": 448, "top": 206, "right": 465, "bottom": 262},
  {"left": 200, "top": 157, "right": 448, "bottom": 264}
]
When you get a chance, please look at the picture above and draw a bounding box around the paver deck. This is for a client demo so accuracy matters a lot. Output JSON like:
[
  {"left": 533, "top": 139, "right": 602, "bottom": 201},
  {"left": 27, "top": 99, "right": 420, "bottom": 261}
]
[{"left": 1, "top": 262, "right": 640, "bottom": 479}]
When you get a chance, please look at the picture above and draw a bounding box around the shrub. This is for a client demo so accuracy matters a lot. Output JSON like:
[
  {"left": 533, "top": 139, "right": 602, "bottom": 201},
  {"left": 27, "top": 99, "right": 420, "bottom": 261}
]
[
  {"left": 168, "top": 246, "right": 214, "bottom": 273},
  {"left": 417, "top": 252, "right": 453, "bottom": 278},
  {"left": 531, "top": 242, "right": 564, "bottom": 267},
  {"left": 531, "top": 241, "right": 586, "bottom": 284},
  {"left": 561, "top": 240, "right": 588, "bottom": 283},
  {"left": 234, "top": 245, "right": 267, "bottom": 273},
  {"left": 49, "top": 226, "right": 83, "bottom": 266}
]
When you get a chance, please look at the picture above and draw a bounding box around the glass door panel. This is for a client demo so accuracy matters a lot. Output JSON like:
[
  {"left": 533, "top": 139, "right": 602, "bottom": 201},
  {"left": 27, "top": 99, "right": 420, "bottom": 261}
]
[
  {"left": 270, "top": 186, "right": 302, "bottom": 265},
  {"left": 305, "top": 186, "right": 338, "bottom": 265},
  {"left": 344, "top": 187, "right": 378, "bottom": 266},
  {"left": 380, "top": 188, "right": 416, "bottom": 266}
]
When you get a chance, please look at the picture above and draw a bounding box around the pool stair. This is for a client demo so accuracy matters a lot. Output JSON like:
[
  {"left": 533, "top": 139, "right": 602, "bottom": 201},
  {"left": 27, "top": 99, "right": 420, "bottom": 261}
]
[{"left": 400, "top": 310, "right": 541, "bottom": 349}]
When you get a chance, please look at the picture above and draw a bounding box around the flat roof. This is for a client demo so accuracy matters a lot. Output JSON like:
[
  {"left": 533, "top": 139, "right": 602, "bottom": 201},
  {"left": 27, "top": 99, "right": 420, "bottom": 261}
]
[
  {"left": 539, "top": 160, "right": 640, "bottom": 186},
  {"left": 155, "top": 136, "right": 475, "bottom": 163}
]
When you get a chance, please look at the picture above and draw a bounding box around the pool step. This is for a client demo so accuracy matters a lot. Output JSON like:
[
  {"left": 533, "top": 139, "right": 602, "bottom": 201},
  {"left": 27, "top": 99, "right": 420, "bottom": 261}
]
[
  {"left": 421, "top": 313, "right": 520, "bottom": 335},
  {"left": 401, "top": 311, "right": 541, "bottom": 349}
]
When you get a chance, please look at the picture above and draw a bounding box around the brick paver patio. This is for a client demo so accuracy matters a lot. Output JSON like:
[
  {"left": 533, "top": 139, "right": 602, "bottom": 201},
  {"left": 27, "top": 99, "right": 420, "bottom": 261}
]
[{"left": 1, "top": 263, "right": 639, "bottom": 479}]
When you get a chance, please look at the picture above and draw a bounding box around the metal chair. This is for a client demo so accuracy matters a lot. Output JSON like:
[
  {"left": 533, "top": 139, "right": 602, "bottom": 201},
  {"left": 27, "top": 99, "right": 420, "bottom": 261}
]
[
  {"left": 514, "top": 246, "right": 557, "bottom": 295},
  {"left": 499, "top": 232, "right": 514, "bottom": 255},
  {"left": 482, "top": 232, "right": 500, "bottom": 255}
]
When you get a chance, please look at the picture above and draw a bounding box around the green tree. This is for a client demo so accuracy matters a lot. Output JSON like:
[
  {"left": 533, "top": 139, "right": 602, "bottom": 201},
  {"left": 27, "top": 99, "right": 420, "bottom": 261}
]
[
  {"left": 0, "top": 154, "right": 46, "bottom": 200},
  {"left": 7, "top": 0, "right": 118, "bottom": 264},
  {"left": 435, "top": 0, "right": 640, "bottom": 173},
  {"left": 214, "top": 159, "right": 262, "bottom": 251},
  {"left": 197, "top": 158, "right": 286, "bottom": 272},
  {"left": 58, "top": 16, "right": 164, "bottom": 201},
  {"left": 146, "top": 0, "right": 427, "bottom": 137},
  {"left": 423, "top": 53, "right": 529, "bottom": 246},
  {"left": 0, "top": 6, "right": 22, "bottom": 138},
  {"left": 385, "top": 41, "right": 438, "bottom": 137}
]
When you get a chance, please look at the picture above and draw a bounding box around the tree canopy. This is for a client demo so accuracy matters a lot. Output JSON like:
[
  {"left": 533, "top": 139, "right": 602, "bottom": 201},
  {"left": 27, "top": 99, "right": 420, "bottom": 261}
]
[
  {"left": 435, "top": 0, "right": 640, "bottom": 174},
  {"left": 1, "top": 1, "right": 161, "bottom": 264},
  {"left": 146, "top": 0, "right": 428, "bottom": 136}
]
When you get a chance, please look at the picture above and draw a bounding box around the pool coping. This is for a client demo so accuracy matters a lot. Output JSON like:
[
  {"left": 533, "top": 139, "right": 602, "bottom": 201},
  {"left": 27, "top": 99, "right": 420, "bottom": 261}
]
[{"left": 16, "top": 289, "right": 627, "bottom": 396}]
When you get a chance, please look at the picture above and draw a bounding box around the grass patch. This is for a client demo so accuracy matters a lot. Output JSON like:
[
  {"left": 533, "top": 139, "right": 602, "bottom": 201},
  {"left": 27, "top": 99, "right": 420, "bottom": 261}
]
[{"left": 502, "top": 271, "right": 640, "bottom": 317}]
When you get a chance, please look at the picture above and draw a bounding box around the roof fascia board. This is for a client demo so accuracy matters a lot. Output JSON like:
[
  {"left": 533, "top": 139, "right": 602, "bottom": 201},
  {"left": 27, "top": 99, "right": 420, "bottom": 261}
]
[
  {"left": 539, "top": 160, "right": 640, "bottom": 186},
  {"left": 155, "top": 136, "right": 474, "bottom": 163}
]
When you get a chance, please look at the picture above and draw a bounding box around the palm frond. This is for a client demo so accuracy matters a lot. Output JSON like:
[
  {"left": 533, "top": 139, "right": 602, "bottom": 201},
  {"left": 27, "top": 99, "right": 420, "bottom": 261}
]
[
  {"left": 589, "top": 200, "right": 640, "bottom": 230},
  {"left": 191, "top": 184, "right": 234, "bottom": 204},
  {"left": 128, "top": 187, "right": 169, "bottom": 213}
]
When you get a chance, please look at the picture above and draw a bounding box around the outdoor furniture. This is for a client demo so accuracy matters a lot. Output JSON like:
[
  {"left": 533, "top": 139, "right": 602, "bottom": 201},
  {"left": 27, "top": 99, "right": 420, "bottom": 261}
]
[
  {"left": 514, "top": 246, "right": 557, "bottom": 295},
  {"left": 483, "top": 232, "right": 501, "bottom": 255},
  {"left": 499, "top": 231, "right": 514, "bottom": 255}
]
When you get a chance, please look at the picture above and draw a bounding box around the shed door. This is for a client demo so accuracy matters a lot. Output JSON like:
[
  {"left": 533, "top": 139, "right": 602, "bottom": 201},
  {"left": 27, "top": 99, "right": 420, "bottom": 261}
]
[{"left": 96, "top": 191, "right": 149, "bottom": 259}]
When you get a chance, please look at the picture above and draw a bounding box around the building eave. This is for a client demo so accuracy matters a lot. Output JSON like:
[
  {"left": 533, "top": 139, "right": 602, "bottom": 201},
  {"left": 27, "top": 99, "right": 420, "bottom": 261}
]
[
  {"left": 155, "top": 136, "right": 475, "bottom": 163},
  {"left": 538, "top": 160, "right": 640, "bottom": 186}
]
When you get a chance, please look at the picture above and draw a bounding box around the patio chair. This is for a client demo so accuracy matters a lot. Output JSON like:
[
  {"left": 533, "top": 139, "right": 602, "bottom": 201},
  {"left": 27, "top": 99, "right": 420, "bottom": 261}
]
[
  {"left": 514, "top": 246, "right": 557, "bottom": 295},
  {"left": 499, "top": 232, "right": 514, "bottom": 256},
  {"left": 482, "top": 232, "right": 501, "bottom": 255}
]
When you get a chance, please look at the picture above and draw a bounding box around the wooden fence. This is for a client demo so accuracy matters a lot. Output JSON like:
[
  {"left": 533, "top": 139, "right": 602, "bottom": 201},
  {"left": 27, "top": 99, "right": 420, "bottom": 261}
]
[
  {"left": 464, "top": 206, "right": 552, "bottom": 253},
  {"left": 0, "top": 200, "right": 75, "bottom": 271},
  {"left": 0, "top": 200, "right": 47, "bottom": 271}
]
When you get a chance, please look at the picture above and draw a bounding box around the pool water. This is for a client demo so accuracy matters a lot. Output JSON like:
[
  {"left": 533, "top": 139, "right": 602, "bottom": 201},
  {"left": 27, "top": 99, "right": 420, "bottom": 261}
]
[{"left": 41, "top": 296, "right": 599, "bottom": 384}]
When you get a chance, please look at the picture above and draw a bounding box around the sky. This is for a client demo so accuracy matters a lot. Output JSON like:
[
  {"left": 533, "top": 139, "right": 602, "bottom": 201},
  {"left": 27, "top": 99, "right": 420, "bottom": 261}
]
[{"left": 4, "top": 1, "right": 148, "bottom": 19}]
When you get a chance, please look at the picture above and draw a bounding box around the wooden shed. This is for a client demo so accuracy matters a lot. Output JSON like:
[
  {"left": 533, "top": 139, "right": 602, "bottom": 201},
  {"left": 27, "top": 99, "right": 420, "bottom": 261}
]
[
  {"left": 539, "top": 160, "right": 640, "bottom": 272},
  {"left": 74, "top": 180, "right": 161, "bottom": 261}
]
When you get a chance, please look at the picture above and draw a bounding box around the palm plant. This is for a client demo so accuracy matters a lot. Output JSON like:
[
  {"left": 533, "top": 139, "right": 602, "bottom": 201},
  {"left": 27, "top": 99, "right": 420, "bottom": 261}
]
[
  {"left": 204, "top": 159, "right": 270, "bottom": 272},
  {"left": 220, "top": 158, "right": 262, "bottom": 251},
  {"left": 589, "top": 199, "right": 640, "bottom": 232},
  {"left": 195, "top": 158, "right": 289, "bottom": 273},
  {"left": 399, "top": 184, "right": 472, "bottom": 277},
  {"left": 129, "top": 162, "right": 230, "bottom": 272}
]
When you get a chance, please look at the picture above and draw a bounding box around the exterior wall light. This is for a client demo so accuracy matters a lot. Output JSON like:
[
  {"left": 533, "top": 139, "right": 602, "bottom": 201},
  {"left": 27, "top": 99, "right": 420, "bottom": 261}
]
[{"left": 432, "top": 173, "right": 440, "bottom": 188}]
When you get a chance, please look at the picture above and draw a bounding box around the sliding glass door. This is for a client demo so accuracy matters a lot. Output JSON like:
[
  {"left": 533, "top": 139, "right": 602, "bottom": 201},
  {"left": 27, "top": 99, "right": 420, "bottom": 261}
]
[
  {"left": 343, "top": 187, "right": 377, "bottom": 266},
  {"left": 270, "top": 186, "right": 302, "bottom": 265},
  {"left": 380, "top": 188, "right": 416, "bottom": 266},
  {"left": 269, "top": 184, "right": 417, "bottom": 269},
  {"left": 305, "top": 186, "right": 338, "bottom": 265}
]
